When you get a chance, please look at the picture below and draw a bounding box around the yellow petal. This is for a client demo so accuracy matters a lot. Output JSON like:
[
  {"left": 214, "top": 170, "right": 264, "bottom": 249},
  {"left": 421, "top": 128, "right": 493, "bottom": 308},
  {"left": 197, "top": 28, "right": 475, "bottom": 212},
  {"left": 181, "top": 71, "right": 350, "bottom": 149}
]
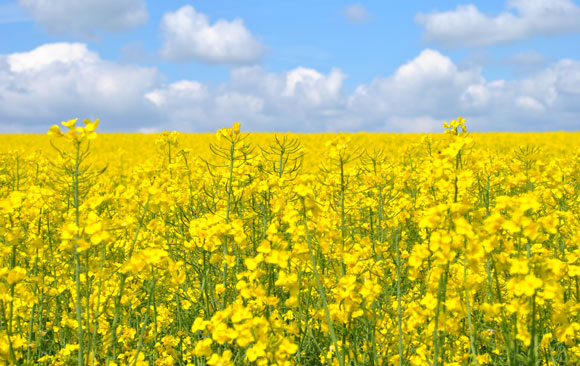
[
  {"left": 84, "top": 118, "right": 99, "bottom": 132},
  {"left": 47, "top": 125, "right": 63, "bottom": 136},
  {"left": 232, "top": 122, "right": 241, "bottom": 134},
  {"left": 61, "top": 118, "right": 78, "bottom": 129}
]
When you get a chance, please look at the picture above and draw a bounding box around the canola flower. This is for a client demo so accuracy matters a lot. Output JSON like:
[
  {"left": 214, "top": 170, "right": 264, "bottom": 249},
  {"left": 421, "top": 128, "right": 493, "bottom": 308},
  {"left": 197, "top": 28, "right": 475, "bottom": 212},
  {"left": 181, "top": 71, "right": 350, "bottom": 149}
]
[
  {"left": 0, "top": 119, "right": 579, "bottom": 365},
  {"left": 48, "top": 118, "right": 99, "bottom": 141}
]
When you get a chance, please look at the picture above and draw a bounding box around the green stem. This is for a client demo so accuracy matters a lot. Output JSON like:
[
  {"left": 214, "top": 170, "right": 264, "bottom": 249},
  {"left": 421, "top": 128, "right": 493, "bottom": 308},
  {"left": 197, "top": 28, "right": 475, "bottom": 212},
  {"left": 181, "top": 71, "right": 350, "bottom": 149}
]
[
  {"left": 72, "top": 141, "right": 84, "bottom": 366},
  {"left": 339, "top": 157, "right": 346, "bottom": 276},
  {"left": 131, "top": 279, "right": 156, "bottom": 366},
  {"left": 464, "top": 259, "right": 479, "bottom": 366},
  {"left": 530, "top": 295, "right": 538, "bottom": 366},
  {"left": 302, "top": 198, "right": 344, "bottom": 366},
  {"left": 90, "top": 243, "right": 106, "bottom": 366},
  {"left": 222, "top": 138, "right": 236, "bottom": 308},
  {"left": 106, "top": 196, "right": 150, "bottom": 365},
  {"left": 395, "top": 227, "right": 404, "bottom": 366},
  {"left": 433, "top": 263, "right": 449, "bottom": 366}
]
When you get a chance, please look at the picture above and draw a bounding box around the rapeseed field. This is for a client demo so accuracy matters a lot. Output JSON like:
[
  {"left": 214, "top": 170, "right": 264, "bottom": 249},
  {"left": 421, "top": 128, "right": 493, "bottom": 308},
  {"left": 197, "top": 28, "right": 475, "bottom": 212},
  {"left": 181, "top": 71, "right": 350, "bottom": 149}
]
[{"left": 1, "top": 117, "right": 580, "bottom": 365}]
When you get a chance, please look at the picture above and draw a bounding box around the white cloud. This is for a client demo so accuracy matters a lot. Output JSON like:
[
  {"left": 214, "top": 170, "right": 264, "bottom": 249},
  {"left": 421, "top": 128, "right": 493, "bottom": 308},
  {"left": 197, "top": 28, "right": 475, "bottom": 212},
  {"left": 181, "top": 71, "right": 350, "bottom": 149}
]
[
  {"left": 343, "top": 4, "right": 373, "bottom": 24},
  {"left": 554, "top": 59, "right": 580, "bottom": 94},
  {"left": 146, "top": 66, "right": 346, "bottom": 131},
  {"left": 18, "top": 0, "right": 147, "bottom": 37},
  {"left": 283, "top": 67, "right": 345, "bottom": 106},
  {"left": 416, "top": 0, "right": 580, "bottom": 47},
  {"left": 145, "top": 80, "right": 209, "bottom": 107},
  {"left": 461, "top": 84, "right": 491, "bottom": 110},
  {"left": 388, "top": 116, "right": 444, "bottom": 133},
  {"left": 347, "top": 49, "right": 483, "bottom": 126},
  {"left": 144, "top": 80, "right": 212, "bottom": 131},
  {"left": 346, "top": 49, "right": 580, "bottom": 131},
  {"left": 159, "top": 5, "right": 263, "bottom": 65},
  {"left": 7, "top": 43, "right": 98, "bottom": 72},
  {"left": 147, "top": 50, "right": 580, "bottom": 132},
  {"left": 516, "top": 96, "right": 545, "bottom": 112},
  {"left": 501, "top": 50, "right": 553, "bottom": 76},
  {"left": 1, "top": 44, "right": 579, "bottom": 133},
  {"left": 0, "top": 43, "right": 159, "bottom": 131},
  {"left": 502, "top": 50, "right": 551, "bottom": 66}
]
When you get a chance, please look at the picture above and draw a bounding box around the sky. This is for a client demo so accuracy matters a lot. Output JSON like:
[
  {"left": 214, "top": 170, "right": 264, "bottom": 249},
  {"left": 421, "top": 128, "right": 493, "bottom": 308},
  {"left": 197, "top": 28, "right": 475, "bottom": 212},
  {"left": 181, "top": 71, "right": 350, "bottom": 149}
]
[{"left": 0, "top": 0, "right": 579, "bottom": 133}]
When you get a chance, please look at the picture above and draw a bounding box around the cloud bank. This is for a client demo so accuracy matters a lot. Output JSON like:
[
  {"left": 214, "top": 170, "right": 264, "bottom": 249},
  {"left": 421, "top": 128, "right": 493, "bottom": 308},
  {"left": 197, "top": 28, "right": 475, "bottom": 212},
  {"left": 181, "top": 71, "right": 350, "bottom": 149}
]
[
  {"left": 0, "top": 43, "right": 159, "bottom": 132},
  {"left": 0, "top": 43, "right": 579, "bottom": 133},
  {"left": 416, "top": 0, "right": 580, "bottom": 47}
]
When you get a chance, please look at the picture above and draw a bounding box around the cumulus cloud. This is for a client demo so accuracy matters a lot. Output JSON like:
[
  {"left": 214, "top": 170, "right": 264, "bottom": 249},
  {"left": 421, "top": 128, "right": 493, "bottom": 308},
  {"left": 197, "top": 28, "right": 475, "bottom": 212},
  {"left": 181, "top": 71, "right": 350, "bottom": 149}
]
[
  {"left": 18, "top": 0, "right": 147, "bottom": 37},
  {"left": 347, "top": 49, "right": 483, "bottom": 130},
  {"left": 146, "top": 49, "right": 580, "bottom": 132},
  {"left": 501, "top": 50, "right": 552, "bottom": 76},
  {"left": 343, "top": 4, "right": 373, "bottom": 24},
  {"left": 159, "top": 5, "right": 263, "bottom": 65},
  {"left": 416, "top": 0, "right": 580, "bottom": 47},
  {"left": 0, "top": 43, "right": 159, "bottom": 131},
  {"left": 146, "top": 66, "right": 346, "bottom": 131},
  {"left": 1, "top": 44, "right": 579, "bottom": 133},
  {"left": 502, "top": 50, "right": 551, "bottom": 66},
  {"left": 347, "top": 49, "right": 580, "bottom": 131}
]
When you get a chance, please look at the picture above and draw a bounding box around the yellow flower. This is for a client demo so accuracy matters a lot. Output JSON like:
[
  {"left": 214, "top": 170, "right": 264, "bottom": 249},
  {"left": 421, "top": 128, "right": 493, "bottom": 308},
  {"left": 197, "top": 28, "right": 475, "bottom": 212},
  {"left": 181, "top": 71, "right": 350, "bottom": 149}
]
[
  {"left": 421, "top": 293, "right": 438, "bottom": 310},
  {"left": 47, "top": 124, "right": 64, "bottom": 136},
  {"left": 83, "top": 118, "right": 99, "bottom": 132},
  {"left": 509, "top": 258, "right": 529, "bottom": 275},
  {"left": 61, "top": 118, "right": 78, "bottom": 129},
  {"left": 193, "top": 338, "right": 213, "bottom": 357},
  {"left": 210, "top": 322, "right": 238, "bottom": 344},
  {"left": 244, "top": 253, "right": 264, "bottom": 270},
  {"left": 230, "top": 304, "right": 252, "bottom": 323},
  {"left": 514, "top": 274, "right": 544, "bottom": 297},
  {"left": 265, "top": 249, "right": 289, "bottom": 268},
  {"left": 502, "top": 220, "right": 521, "bottom": 234},
  {"left": 232, "top": 122, "right": 241, "bottom": 135},
  {"left": 6, "top": 266, "right": 27, "bottom": 285},
  {"left": 191, "top": 317, "right": 209, "bottom": 332},
  {"left": 278, "top": 337, "right": 298, "bottom": 354},
  {"left": 47, "top": 117, "right": 99, "bottom": 141},
  {"left": 246, "top": 342, "right": 266, "bottom": 362},
  {"left": 337, "top": 274, "right": 357, "bottom": 301}
]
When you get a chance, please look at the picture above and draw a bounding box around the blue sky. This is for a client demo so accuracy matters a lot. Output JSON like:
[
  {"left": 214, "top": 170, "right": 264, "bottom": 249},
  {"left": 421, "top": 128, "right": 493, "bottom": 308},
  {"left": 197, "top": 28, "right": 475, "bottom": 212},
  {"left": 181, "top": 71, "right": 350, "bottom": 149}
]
[{"left": 0, "top": 0, "right": 579, "bottom": 132}]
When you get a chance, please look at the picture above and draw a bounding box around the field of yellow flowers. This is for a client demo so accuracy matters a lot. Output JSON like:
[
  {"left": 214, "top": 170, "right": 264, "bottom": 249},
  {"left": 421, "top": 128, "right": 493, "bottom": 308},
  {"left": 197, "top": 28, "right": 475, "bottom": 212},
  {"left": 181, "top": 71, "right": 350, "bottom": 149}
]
[{"left": 1, "top": 118, "right": 580, "bottom": 366}]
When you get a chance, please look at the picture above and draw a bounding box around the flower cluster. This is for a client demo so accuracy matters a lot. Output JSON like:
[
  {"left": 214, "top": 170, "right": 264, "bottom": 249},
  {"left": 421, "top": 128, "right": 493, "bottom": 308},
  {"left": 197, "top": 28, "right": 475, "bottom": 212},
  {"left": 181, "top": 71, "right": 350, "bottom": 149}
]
[
  {"left": 0, "top": 118, "right": 579, "bottom": 365},
  {"left": 48, "top": 118, "right": 99, "bottom": 141}
]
